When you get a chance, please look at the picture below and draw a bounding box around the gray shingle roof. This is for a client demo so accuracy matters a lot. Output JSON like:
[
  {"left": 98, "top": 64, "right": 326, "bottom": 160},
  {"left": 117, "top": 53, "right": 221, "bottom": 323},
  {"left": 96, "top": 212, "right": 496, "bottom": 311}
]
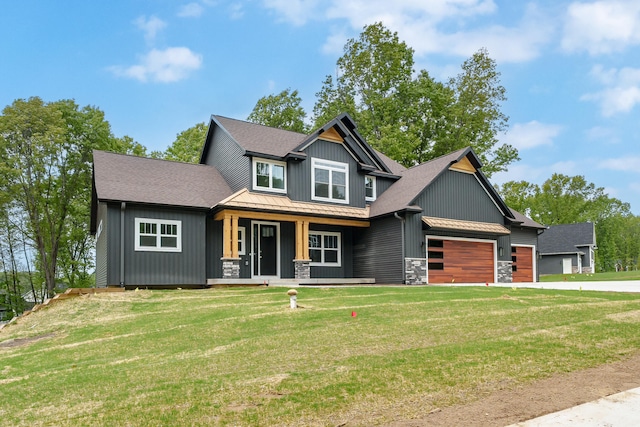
[
  {"left": 93, "top": 150, "right": 233, "bottom": 208},
  {"left": 369, "top": 148, "right": 470, "bottom": 218},
  {"left": 213, "top": 115, "right": 307, "bottom": 157},
  {"left": 538, "top": 222, "right": 596, "bottom": 254},
  {"left": 510, "top": 209, "right": 546, "bottom": 229}
]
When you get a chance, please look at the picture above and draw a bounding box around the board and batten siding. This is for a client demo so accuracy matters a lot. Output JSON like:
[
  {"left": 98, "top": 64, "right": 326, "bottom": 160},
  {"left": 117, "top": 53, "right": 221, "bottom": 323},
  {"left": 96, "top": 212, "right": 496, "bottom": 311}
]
[
  {"left": 353, "top": 216, "right": 403, "bottom": 283},
  {"left": 105, "top": 204, "right": 207, "bottom": 287},
  {"left": 309, "top": 224, "right": 354, "bottom": 278},
  {"left": 95, "top": 202, "right": 109, "bottom": 288},
  {"left": 417, "top": 169, "right": 505, "bottom": 223},
  {"left": 203, "top": 126, "right": 250, "bottom": 192},
  {"left": 288, "top": 139, "right": 367, "bottom": 208}
]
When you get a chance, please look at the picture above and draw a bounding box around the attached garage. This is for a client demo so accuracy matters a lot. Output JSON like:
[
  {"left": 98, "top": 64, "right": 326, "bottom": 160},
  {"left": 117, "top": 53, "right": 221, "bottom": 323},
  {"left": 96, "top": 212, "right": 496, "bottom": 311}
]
[
  {"left": 426, "top": 237, "right": 496, "bottom": 284},
  {"left": 512, "top": 245, "right": 534, "bottom": 282}
]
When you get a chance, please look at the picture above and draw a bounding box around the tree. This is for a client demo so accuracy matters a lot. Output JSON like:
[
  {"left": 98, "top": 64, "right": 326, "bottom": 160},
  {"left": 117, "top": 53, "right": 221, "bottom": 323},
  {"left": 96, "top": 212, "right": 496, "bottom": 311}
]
[
  {"left": 164, "top": 122, "right": 207, "bottom": 163},
  {"left": 248, "top": 89, "right": 307, "bottom": 133},
  {"left": 311, "top": 23, "right": 516, "bottom": 176},
  {"left": 0, "top": 97, "right": 118, "bottom": 297},
  {"left": 497, "top": 174, "right": 638, "bottom": 271}
]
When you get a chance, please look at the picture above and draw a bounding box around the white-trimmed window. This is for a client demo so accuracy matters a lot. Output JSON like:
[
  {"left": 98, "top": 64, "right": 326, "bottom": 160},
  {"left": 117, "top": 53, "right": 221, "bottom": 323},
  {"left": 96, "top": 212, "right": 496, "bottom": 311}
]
[
  {"left": 253, "top": 158, "right": 286, "bottom": 193},
  {"left": 312, "top": 158, "right": 349, "bottom": 204},
  {"left": 135, "top": 218, "right": 182, "bottom": 252},
  {"left": 365, "top": 175, "right": 376, "bottom": 202},
  {"left": 309, "top": 231, "right": 341, "bottom": 266},
  {"left": 238, "top": 226, "right": 246, "bottom": 255}
]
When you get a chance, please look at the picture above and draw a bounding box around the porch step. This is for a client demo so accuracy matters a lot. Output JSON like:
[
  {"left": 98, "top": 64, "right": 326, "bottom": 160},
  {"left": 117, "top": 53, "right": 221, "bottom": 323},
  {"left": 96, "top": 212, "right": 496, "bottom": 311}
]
[{"left": 206, "top": 278, "right": 375, "bottom": 288}]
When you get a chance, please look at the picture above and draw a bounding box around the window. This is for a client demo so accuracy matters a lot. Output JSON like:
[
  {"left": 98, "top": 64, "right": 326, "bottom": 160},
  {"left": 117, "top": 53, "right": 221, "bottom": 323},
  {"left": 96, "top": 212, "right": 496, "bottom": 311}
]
[
  {"left": 238, "top": 226, "right": 246, "bottom": 255},
  {"left": 135, "top": 218, "right": 182, "bottom": 252},
  {"left": 365, "top": 175, "right": 376, "bottom": 202},
  {"left": 253, "top": 158, "right": 286, "bottom": 193},
  {"left": 309, "top": 231, "right": 341, "bottom": 266},
  {"left": 312, "top": 158, "right": 349, "bottom": 204}
]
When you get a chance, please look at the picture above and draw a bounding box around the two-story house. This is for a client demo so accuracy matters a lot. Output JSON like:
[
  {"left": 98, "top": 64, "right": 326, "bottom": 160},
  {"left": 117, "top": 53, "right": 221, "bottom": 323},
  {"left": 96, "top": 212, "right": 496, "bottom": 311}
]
[{"left": 91, "top": 113, "right": 544, "bottom": 287}]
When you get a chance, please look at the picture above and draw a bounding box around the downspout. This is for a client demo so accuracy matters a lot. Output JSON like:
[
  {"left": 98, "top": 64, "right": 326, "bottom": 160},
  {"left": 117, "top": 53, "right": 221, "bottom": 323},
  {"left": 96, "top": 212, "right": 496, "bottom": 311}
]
[
  {"left": 120, "top": 202, "right": 126, "bottom": 287},
  {"left": 394, "top": 212, "right": 406, "bottom": 284}
]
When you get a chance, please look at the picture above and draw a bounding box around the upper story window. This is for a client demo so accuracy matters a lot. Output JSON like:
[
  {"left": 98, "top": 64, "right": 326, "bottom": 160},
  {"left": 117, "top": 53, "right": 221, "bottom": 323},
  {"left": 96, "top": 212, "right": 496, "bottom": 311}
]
[
  {"left": 253, "top": 158, "right": 286, "bottom": 193},
  {"left": 365, "top": 175, "right": 376, "bottom": 202},
  {"left": 312, "top": 158, "right": 349, "bottom": 204},
  {"left": 135, "top": 218, "right": 182, "bottom": 252}
]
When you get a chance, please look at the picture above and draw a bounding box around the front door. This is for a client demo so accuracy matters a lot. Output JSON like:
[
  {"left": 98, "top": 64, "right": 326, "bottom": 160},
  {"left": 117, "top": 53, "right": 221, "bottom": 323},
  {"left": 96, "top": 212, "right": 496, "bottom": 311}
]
[{"left": 252, "top": 221, "right": 279, "bottom": 278}]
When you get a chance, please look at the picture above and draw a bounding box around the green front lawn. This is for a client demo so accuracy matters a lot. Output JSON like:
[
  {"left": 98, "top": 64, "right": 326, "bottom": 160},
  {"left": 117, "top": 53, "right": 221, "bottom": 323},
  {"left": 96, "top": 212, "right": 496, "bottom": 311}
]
[{"left": 1, "top": 286, "right": 640, "bottom": 426}]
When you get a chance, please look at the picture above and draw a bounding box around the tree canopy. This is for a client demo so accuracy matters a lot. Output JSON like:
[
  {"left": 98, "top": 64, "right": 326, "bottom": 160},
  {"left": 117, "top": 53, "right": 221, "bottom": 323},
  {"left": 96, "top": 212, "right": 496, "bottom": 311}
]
[
  {"left": 497, "top": 174, "right": 639, "bottom": 272},
  {"left": 247, "top": 88, "right": 307, "bottom": 133}
]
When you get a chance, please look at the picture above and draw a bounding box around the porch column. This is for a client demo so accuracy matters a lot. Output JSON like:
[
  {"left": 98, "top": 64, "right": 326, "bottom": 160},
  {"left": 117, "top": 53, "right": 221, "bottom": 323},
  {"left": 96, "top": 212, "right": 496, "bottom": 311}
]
[
  {"left": 294, "top": 219, "right": 311, "bottom": 279},
  {"left": 221, "top": 213, "right": 240, "bottom": 279}
]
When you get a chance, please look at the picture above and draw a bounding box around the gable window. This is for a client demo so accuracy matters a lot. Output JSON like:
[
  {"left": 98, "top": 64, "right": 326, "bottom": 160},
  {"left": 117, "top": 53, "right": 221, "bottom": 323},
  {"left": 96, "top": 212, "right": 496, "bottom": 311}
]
[
  {"left": 309, "top": 231, "right": 341, "bottom": 266},
  {"left": 253, "top": 158, "right": 286, "bottom": 193},
  {"left": 365, "top": 175, "right": 376, "bottom": 202},
  {"left": 312, "top": 158, "right": 349, "bottom": 204},
  {"left": 135, "top": 218, "right": 182, "bottom": 252}
]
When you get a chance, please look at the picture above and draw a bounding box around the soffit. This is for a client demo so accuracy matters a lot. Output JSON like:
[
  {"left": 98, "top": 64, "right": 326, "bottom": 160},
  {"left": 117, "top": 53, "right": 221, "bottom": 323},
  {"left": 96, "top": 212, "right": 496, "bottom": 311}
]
[{"left": 422, "top": 216, "right": 510, "bottom": 235}]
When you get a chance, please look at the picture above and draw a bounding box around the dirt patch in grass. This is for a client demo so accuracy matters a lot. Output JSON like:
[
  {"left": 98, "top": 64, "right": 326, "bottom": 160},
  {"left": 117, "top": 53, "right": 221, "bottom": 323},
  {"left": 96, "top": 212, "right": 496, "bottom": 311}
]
[
  {"left": 0, "top": 333, "right": 55, "bottom": 348},
  {"left": 388, "top": 351, "right": 640, "bottom": 427}
]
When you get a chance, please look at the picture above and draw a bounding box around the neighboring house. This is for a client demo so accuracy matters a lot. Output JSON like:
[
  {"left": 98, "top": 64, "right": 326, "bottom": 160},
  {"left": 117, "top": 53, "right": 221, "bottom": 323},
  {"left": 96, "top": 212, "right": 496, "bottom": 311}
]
[
  {"left": 91, "top": 113, "right": 544, "bottom": 287},
  {"left": 538, "top": 222, "right": 597, "bottom": 275}
]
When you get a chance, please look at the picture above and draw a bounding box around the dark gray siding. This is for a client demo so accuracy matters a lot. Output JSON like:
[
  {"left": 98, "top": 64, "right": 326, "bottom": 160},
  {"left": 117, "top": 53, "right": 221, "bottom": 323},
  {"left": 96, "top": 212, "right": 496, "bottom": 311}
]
[
  {"left": 405, "top": 212, "right": 424, "bottom": 258},
  {"left": 309, "top": 224, "right": 354, "bottom": 278},
  {"left": 497, "top": 235, "right": 511, "bottom": 262},
  {"left": 511, "top": 227, "right": 539, "bottom": 246},
  {"left": 375, "top": 176, "right": 396, "bottom": 199},
  {"left": 280, "top": 221, "right": 296, "bottom": 279},
  {"left": 206, "top": 218, "right": 223, "bottom": 279},
  {"left": 106, "top": 204, "right": 207, "bottom": 287},
  {"left": 95, "top": 202, "right": 108, "bottom": 288},
  {"left": 289, "top": 140, "right": 367, "bottom": 208},
  {"left": 203, "top": 127, "right": 250, "bottom": 191},
  {"left": 353, "top": 216, "right": 403, "bottom": 283},
  {"left": 539, "top": 254, "right": 568, "bottom": 275},
  {"left": 418, "top": 170, "right": 505, "bottom": 223}
]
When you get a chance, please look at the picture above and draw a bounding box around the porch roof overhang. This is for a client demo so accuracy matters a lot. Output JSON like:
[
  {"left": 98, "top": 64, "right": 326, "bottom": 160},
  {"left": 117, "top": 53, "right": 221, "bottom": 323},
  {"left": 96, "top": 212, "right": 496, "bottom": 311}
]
[
  {"left": 422, "top": 216, "right": 510, "bottom": 235},
  {"left": 213, "top": 189, "right": 370, "bottom": 227}
]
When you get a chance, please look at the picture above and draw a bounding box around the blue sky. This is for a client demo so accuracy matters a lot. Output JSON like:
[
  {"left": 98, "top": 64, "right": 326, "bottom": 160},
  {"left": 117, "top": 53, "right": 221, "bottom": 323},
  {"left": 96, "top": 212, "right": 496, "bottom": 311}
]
[{"left": 2, "top": 0, "right": 639, "bottom": 214}]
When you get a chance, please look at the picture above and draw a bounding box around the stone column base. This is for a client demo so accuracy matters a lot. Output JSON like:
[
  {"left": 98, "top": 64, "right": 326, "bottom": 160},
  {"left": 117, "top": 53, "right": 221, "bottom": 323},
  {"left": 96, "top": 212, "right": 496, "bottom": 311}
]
[
  {"left": 497, "top": 260, "right": 512, "bottom": 283},
  {"left": 405, "top": 258, "right": 427, "bottom": 285},
  {"left": 221, "top": 258, "right": 241, "bottom": 279},
  {"left": 294, "top": 259, "right": 311, "bottom": 279}
]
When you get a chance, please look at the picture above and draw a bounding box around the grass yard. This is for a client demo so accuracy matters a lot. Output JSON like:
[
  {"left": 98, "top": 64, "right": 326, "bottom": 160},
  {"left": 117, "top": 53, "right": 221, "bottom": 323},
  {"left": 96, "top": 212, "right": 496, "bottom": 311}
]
[
  {"left": 1, "top": 286, "right": 640, "bottom": 426},
  {"left": 541, "top": 270, "right": 640, "bottom": 282}
]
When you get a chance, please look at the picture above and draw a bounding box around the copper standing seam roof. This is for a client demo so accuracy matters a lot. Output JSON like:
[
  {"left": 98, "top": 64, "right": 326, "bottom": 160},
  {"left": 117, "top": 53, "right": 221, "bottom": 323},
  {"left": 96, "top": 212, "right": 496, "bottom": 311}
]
[
  {"left": 422, "top": 216, "right": 511, "bottom": 235},
  {"left": 218, "top": 189, "right": 370, "bottom": 219}
]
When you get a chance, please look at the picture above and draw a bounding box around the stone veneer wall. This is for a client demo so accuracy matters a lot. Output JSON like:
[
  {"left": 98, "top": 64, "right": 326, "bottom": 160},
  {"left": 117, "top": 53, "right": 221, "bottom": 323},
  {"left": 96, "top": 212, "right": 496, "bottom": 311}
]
[
  {"left": 294, "top": 260, "right": 311, "bottom": 279},
  {"left": 221, "top": 258, "right": 240, "bottom": 279},
  {"left": 497, "top": 260, "right": 512, "bottom": 283},
  {"left": 405, "top": 258, "right": 427, "bottom": 285}
]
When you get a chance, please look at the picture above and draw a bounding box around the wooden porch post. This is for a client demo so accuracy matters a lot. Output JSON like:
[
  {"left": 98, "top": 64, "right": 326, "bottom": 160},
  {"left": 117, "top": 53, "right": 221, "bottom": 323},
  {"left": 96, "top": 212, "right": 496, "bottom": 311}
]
[
  {"left": 223, "top": 214, "right": 232, "bottom": 259},
  {"left": 231, "top": 214, "right": 239, "bottom": 259}
]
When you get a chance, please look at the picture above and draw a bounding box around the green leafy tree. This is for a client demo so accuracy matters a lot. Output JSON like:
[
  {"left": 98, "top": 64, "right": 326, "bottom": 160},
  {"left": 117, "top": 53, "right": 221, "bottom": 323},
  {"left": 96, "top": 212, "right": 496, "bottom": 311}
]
[
  {"left": 311, "top": 23, "right": 516, "bottom": 176},
  {"left": 248, "top": 89, "right": 307, "bottom": 133},
  {"left": 164, "top": 122, "right": 208, "bottom": 163},
  {"left": 0, "top": 97, "right": 122, "bottom": 296},
  {"left": 497, "top": 174, "right": 637, "bottom": 271}
]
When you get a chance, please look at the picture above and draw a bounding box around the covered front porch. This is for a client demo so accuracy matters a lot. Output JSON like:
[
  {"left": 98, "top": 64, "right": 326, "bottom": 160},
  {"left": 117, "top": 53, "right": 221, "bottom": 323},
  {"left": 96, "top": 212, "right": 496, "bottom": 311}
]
[{"left": 209, "top": 189, "right": 374, "bottom": 284}]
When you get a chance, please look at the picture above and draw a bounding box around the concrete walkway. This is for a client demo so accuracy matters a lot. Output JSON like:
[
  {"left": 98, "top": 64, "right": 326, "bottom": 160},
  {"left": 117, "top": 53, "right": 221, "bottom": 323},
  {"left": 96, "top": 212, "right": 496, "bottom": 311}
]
[{"left": 506, "top": 387, "right": 640, "bottom": 426}]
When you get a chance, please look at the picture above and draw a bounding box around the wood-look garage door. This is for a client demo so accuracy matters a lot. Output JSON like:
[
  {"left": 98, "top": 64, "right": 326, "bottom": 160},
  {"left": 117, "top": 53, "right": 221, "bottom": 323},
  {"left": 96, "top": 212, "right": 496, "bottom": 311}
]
[
  {"left": 512, "top": 246, "right": 534, "bottom": 282},
  {"left": 427, "top": 238, "right": 495, "bottom": 284}
]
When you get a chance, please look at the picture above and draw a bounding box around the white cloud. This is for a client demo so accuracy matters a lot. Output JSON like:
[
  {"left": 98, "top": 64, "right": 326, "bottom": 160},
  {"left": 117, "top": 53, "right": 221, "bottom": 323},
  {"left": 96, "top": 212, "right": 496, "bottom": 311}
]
[
  {"left": 598, "top": 156, "right": 640, "bottom": 172},
  {"left": 262, "top": 0, "right": 321, "bottom": 26},
  {"left": 585, "top": 126, "right": 619, "bottom": 144},
  {"left": 582, "top": 65, "right": 640, "bottom": 116},
  {"left": 178, "top": 3, "right": 205, "bottom": 18},
  {"left": 110, "top": 47, "right": 203, "bottom": 83},
  {"left": 262, "top": 1, "right": 552, "bottom": 63},
  {"left": 562, "top": 1, "right": 640, "bottom": 55},
  {"left": 134, "top": 15, "right": 167, "bottom": 43},
  {"left": 500, "top": 121, "right": 562, "bottom": 150},
  {"left": 228, "top": 3, "right": 244, "bottom": 20}
]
